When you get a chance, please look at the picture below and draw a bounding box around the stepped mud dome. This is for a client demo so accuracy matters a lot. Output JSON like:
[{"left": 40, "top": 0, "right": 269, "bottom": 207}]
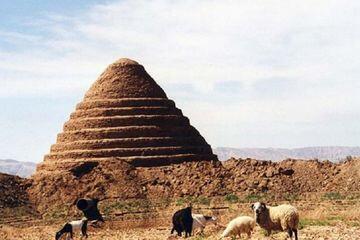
[
  {"left": 42, "top": 58, "right": 216, "bottom": 166},
  {"left": 29, "top": 58, "right": 219, "bottom": 211}
]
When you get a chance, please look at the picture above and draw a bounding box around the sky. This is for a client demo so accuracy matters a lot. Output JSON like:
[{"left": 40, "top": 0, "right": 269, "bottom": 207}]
[{"left": 1, "top": 0, "right": 360, "bottom": 163}]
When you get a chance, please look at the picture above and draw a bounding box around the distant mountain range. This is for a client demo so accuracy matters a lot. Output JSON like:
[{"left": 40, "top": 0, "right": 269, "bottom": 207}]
[
  {"left": 0, "top": 159, "right": 36, "bottom": 178},
  {"left": 213, "top": 146, "right": 360, "bottom": 162}
]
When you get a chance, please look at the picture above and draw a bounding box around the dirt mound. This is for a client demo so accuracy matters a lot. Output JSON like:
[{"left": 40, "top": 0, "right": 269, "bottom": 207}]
[
  {"left": 29, "top": 159, "right": 225, "bottom": 213},
  {"left": 29, "top": 157, "right": 360, "bottom": 213},
  {"left": 29, "top": 159, "right": 141, "bottom": 212},
  {"left": 0, "top": 173, "right": 31, "bottom": 208},
  {"left": 5, "top": 157, "right": 360, "bottom": 214},
  {"left": 329, "top": 158, "right": 360, "bottom": 191},
  {"left": 223, "top": 157, "right": 360, "bottom": 195},
  {"left": 137, "top": 160, "right": 229, "bottom": 198}
]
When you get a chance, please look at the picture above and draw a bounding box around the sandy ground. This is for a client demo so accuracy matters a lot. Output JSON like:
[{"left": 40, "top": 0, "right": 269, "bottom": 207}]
[
  {"left": 1, "top": 222, "right": 360, "bottom": 240},
  {"left": 2, "top": 197, "right": 360, "bottom": 239}
]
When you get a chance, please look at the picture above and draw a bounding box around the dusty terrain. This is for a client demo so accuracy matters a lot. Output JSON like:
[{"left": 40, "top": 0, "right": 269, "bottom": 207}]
[
  {"left": 28, "top": 157, "right": 360, "bottom": 214},
  {"left": 1, "top": 193, "right": 360, "bottom": 239},
  {"left": 1, "top": 158, "right": 360, "bottom": 239},
  {"left": 2, "top": 224, "right": 360, "bottom": 240}
]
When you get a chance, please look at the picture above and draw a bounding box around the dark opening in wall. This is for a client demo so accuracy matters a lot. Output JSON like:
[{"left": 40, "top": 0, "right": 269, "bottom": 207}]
[{"left": 70, "top": 162, "right": 99, "bottom": 178}]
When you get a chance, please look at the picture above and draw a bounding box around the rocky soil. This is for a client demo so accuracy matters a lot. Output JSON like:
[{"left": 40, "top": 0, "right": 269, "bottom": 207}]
[
  {"left": 2, "top": 157, "right": 359, "bottom": 214},
  {"left": 223, "top": 157, "right": 360, "bottom": 194},
  {"left": 0, "top": 173, "right": 31, "bottom": 208},
  {"left": 1, "top": 222, "right": 360, "bottom": 240}
]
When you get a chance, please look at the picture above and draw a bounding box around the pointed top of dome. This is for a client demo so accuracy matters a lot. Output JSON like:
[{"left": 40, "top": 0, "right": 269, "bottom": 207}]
[
  {"left": 84, "top": 58, "right": 167, "bottom": 100},
  {"left": 112, "top": 58, "right": 140, "bottom": 67}
]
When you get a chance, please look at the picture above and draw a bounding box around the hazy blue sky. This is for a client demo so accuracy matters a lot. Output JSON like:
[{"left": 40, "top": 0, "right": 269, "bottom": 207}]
[{"left": 1, "top": 0, "right": 360, "bottom": 163}]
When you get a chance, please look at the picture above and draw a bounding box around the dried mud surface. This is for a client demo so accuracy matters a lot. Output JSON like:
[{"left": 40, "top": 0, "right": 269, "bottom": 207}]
[
  {"left": 27, "top": 157, "right": 360, "bottom": 213},
  {"left": 1, "top": 221, "right": 359, "bottom": 240}
]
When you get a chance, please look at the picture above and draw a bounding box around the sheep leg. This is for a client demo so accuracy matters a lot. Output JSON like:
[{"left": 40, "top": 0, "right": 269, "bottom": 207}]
[
  {"left": 287, "top": 229, "right": 293, "bottom": 239},
  {"left": 293, "top": 229, "right": 298, "bottom": 240},
  {"left": 67, "top": 232, "right": 73, "bottom": 240},
  {"left": 246, "top": 231, "right": 252, "bottom": 239},
  {"left": 200, "top": 226, "right": 205, "bottom": 235},
  {"left": 174, "top": 226, "right": 182, "bottom": 237},
  {"left": 81, "top": 223, "right": 88, "bottom": 238}
]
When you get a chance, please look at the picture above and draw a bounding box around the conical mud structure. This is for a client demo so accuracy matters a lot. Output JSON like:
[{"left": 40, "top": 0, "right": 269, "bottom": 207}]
[
  {"left": 30, "top": 58, "right": 223, "bottom": 212},
  {"left": 41, "top": 58, "right": 216, "bottom": 167}
]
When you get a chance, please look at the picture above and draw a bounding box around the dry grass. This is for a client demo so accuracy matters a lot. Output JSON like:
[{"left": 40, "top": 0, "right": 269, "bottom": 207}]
[
  {"left": 1, "top": 195, "right": 360, "bottom": 240},
  {"left": 2, "top": 224, "right": 360, "bottom": 240}
]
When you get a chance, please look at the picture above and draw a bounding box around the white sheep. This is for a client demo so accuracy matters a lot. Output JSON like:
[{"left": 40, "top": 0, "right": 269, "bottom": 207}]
[
  {"left": 220, "top": 216, "right": 255, "bottom": 239},
  {"left": 252, "top": 202, "right": 299, "bottom": 240},
  {"left": 192, "top": 214, "right": 217, "bottom": 235}
]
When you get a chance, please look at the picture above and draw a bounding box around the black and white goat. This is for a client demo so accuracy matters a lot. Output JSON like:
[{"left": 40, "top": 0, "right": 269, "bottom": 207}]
[
  {"left": 171, "top": 207, "right": 193, "bottom": 237},
  {"left": 55, "top": 218, "right": 88, "bottom": 240}
]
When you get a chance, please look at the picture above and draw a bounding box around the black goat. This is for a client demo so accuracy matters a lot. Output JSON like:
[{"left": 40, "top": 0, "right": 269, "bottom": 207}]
[{"left": 171, "top": 207, "right": 193, "bottom": 238}]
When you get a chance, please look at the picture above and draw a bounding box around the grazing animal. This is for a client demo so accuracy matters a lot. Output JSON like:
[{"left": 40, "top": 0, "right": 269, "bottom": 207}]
[
  {"left": 55, "top": 218, "right": 88, "bottom": 240},
  {"left": 220, "top": 216, "right": 255, "bottom": 239},
  {"left": 192, "top": 214, "right": 217, "bottom": 235},
  {"left": 171, "top": 207, "right": 193, "bottom": 237},
  {"left": 75, "top": 198, "right": 104, "bottom": 222},
  {"left": 252, "top": 202, "right": 299, "bottom": 240}
]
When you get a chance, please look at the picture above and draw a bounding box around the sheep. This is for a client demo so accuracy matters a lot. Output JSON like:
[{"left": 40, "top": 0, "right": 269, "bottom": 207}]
[
  {"left": 220, "top": 216, "right": 255, "bottom": 239},
  {"left": 55, "top": 218, "right": 88, "bottom": 240},
  {"left": 191, "top": 214, "right": 217, "bottom": 235},
  {"left": 251, "top": 202, "right": 299, "bottom": 240},
  {"left": 171, "top": 206, "right": 193, "bottom": 237}
]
